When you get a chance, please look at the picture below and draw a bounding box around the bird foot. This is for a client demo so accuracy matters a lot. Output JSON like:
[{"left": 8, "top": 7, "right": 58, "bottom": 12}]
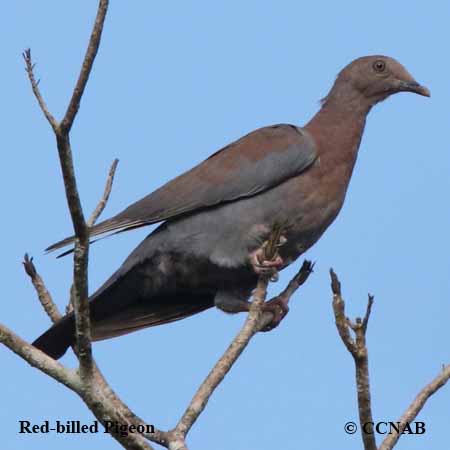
[
  {"left": 260, "top": 296, "right": 289, "bottom": 332},
  {"left": 249, "top": 235, "right": 286, "bottom": 282}
]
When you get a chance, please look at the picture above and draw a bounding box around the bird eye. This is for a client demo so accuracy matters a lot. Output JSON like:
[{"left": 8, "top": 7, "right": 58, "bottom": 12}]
[{"left": 373, "top": 60, "right": 386, "bottom": 73}]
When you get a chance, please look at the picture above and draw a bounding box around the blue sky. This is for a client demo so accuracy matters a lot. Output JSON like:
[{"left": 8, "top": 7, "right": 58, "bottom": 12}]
[{"left": 2, "top": 2, "right": 449, "bottom": 449}]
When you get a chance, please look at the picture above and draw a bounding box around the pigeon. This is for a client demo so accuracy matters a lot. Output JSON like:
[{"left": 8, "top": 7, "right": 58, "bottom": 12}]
[{"left": 33, "top": 55, "right": 430, "bottom": 359}]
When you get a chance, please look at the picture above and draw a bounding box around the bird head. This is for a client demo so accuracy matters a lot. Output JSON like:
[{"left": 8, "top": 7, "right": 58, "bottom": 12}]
[{"left": 323, "top": 55, "right": 430, "bottom": 108}]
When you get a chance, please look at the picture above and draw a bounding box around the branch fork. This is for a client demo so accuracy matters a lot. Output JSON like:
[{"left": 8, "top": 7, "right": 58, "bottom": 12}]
[{"left": 330, "top": 269, "right": 450, "bottom": 450}]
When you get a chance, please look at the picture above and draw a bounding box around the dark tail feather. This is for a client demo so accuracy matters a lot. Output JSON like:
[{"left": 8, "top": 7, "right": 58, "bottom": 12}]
[
  {"left": 91, "top": 292, "right": 215, "bottom": 340},
  {"left": 32, "top": 314, "right": 75, "bottom": 360},
  {"left": 32, "top": 292, "right": 215, "bottom": 359}
]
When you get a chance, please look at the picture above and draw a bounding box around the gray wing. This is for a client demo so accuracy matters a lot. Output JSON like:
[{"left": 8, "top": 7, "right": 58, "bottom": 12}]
[{"left": 47, "top": 124, "right": 317, "bottom": 252}]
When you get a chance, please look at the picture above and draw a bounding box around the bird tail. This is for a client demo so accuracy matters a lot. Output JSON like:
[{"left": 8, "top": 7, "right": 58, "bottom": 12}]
[
  {"left": 32, "top": 314, "right": 76, "bottom": 360},
  {"left": 32, "top": 293, "right": 215, "bottom": 359}
]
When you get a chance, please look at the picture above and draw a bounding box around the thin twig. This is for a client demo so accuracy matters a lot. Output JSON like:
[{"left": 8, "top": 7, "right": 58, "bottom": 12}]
[
  {"left": 172, "top": 258, "right": 313, "bottom": 446},
  {"left": 362, "top": 294, "right": 374, "bottom": 333},
  {"left": 379, "top": 364, "right": 450, "bottom": 450},
  {"left": 87, "top": 158, "right": 119, "bottom": 227},
  {"left": 172, "top": 276, "right": 269, "bottom": 444},
  {"left": 60, "top": 0, "right": 109, "bottom": 133},
  {"left": 330, "top": 269, "right": 377, "bottom": 450},
  {"left": 67, "top": 157, "right": 118, "bottom": 360},
  {"left": 259, "top": 259, "right": 313, "bottom": 329},
  {"left": 23, "top": 254, "right": 62, "bottom": 323},
  {"left": 22, "top": 49, "right": 58, "bottom": 130},
  {"left": 275, "top": 260, "right": 314, "bottom": 300},
  {"left": 330, "top": 269, "right": 356, "bottom": 356}
]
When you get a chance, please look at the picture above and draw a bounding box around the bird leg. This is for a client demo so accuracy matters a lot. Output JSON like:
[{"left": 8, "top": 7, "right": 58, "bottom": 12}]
[
  {"left": 215, "top": 290, "right": 290, "bottom": 331},
  {"left": 249, "top": 235, "right": 286, "bottom": 282},
  {"left": 260, "top": 295, "right": 289, "bottom": 332},
  {"left": 214, "top": 289, "right": 252, "bottom": 314},
  {"left": 214, "top": 288, "right": 290, "bottom": 331}
]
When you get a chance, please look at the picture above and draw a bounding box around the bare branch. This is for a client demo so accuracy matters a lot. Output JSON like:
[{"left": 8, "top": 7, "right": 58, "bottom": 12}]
[
  {"left": 0, "top": 324, "right": 81, "bottom": 391},
  {"left": 362, "top": 294, "right": 374, "bottom": 333},
  {"left": 172, "top": 259, "right": 313, "bottom": 445},
  {"left": 5, "top": 332, "right": 155, "bottom": 449},
  {"left": 275, "top": 260, "right": 314, "bottom": 300},
  {"left": 57, "top": 142, "right": 92, "bottom": 381},
  {"left": 60, "top": 159, "right": 118, "bottom": 317},
  {"left": 71, "top": 156, "right": 117, "bottom": 375},
  {"left": 53, "top": 0, "right": 111, "bottom": 382},
  {"left": 86, "top": 366, "right": 169, "bottom": 447},
  {"left": 330, "top": 268, "right": 356, "bottom": 356},
  {"left": 330, "top": 266, "right": 342, "bottom": 296},
  {"left": 22, "top": 49, "right": 59, "bottom": 131},
  {"left": 23, "top": 254, "right": 62, "bottom": 323},
  {"left": 173, "top": 275, "right": 269, "bottom": 443},
  {"left": 60, "top": 0, "right": 109, "bottom": 133},
  {"left": 87, "top": 158, "right": 119, "bottom": 227},
  {"left": 2, "top": 321, "right": 167, "bottom": 449},
  {"left": 379, "top": 364, "right": 450, "bottom": 450},
  {"left": 330, "top": 269, "right": 377, "bottom": 450},
  {"left": 78, "top": 378, "right": 157, "bottom": 450},
  {"left": 2, "top": 307, "right": 164, "bottom": 449},
  {"left": 259, "top": 259, "right": 313, "bottom": 329}
]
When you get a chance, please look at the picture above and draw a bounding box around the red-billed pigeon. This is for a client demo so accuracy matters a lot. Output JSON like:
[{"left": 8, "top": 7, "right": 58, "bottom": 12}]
[{"left": 34, "top": 55, "right": 430, "bottom": 359}]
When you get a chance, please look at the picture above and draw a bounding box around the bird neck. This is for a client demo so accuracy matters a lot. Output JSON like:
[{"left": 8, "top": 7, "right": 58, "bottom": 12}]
[
  {"left": 319, "top": 80, "right": 374, "bottom": 115},
  {"left": 304, "top": 95, "right": 371, "bottom": 181}
]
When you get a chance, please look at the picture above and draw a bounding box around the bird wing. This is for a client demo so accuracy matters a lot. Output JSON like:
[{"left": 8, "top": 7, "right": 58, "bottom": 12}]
[{"left": 46, "top": 124, "right": 317, "bottom": 252}]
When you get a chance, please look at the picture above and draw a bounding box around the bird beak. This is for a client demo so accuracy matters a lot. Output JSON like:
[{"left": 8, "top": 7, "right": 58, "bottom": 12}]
[{"left": 397, "top": 80, "right": 431, "bottom": 97}]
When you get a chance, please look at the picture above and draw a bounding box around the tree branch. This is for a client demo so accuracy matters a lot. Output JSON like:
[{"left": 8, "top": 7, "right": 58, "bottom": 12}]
[
  {"left": 21, "top": 252, "right": 162, "bottom": 448},
  {"left": 60, "top": 0, "right": 109, "bottom": 133},
  {"left": 379, "top": 364, "right": 450, "bottom": 450},
  {"left": 22, "top": 49, "right": 59, "bottom": 131},
  {"left": 19, "top": 251, "right": 166, "bottom": 449},
  {"left": 330, "top": 269, "right": 377, "bottom": 450},
  {"left": 0, "top": 324, "right": 81, "bottom": 391},
  {"left": 21, "top": 252, "right": 164, "bottom": 448},
  {"left": 21, "top": 0, "right": 107, "bottom": 399},
  {"left": 23, "top": 254, "right": 62, "bottom": 323},
  {"left": 53, "top": 0, "right": 110, "bottom": 382},
  {"left": 1, "top": 321, "right": 167, "bottom": 450},
  {"left": 259, "top": 259, "right": 313, "bottom": 329},
  {"left": 171, "top": 260, "right": 313, "bottom": 448},
  {"left": 87, "top": 158, "right": 119, "bottom": 227},
  {"left": 172, "top": 276, "right": 268, "bottom": 445},
  {"left": 86, "top": 365, "right": 169, "bottom": 448}
]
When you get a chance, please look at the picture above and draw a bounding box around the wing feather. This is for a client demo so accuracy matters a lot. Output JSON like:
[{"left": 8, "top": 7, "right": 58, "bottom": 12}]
[{"left": 47, "top": 124, "right": 316, "bottom": 253}]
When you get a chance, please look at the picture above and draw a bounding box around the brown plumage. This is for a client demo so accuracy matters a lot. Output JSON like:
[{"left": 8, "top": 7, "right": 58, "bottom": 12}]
[{"left": 34, "top": 55, "right": 429, "bottom": 359}]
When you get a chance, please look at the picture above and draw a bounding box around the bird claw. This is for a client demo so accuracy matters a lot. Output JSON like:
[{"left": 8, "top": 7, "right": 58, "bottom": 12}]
[
  {"left": 260, "top": 296, "right": 289, "bottom": 332},
  {"left": 250, "top": 254, "right": 284, "bottom": 281},
  {"left": 249, "top": 234, "right": 287, "bottom": 281}
]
